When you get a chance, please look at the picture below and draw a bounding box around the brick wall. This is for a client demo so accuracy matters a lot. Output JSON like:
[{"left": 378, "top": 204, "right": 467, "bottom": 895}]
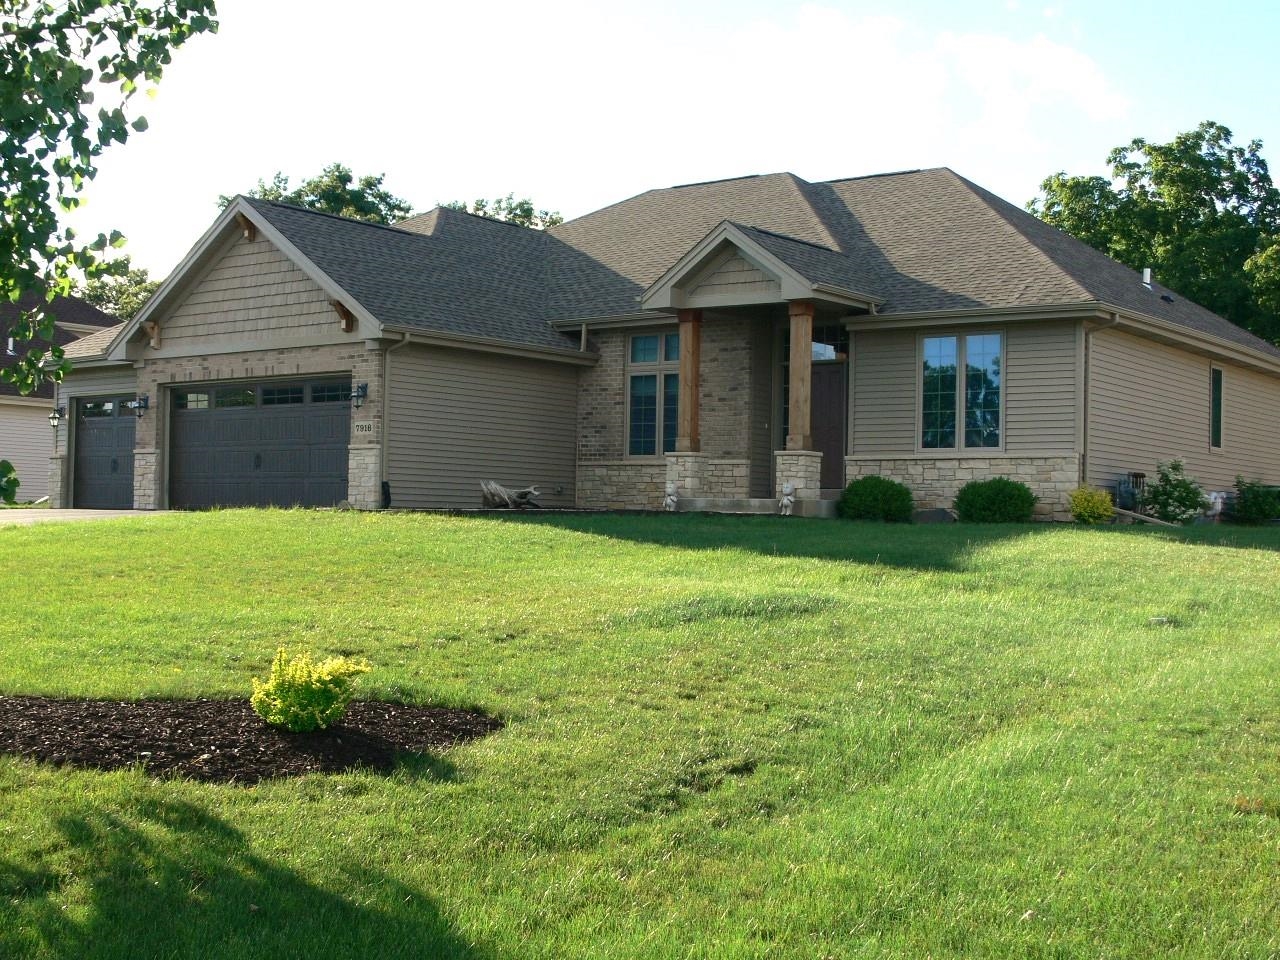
[{"left": 577, "top": 320, "right": 768, "bottom": 508}]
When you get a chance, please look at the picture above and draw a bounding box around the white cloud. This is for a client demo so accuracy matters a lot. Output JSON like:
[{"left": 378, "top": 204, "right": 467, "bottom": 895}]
[{"left": 65, "top": 1, "right": 1133, "bottom": 275}]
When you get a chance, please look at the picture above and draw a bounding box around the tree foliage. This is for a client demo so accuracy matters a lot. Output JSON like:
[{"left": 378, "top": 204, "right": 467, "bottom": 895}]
[
  {"left": 1029, "top": 121, "right": 1280, "bottom": 344},
  {"left": 0, "top": 0, "right": 217, "bottom": 500},
  {"left": 445, "top": 194, "right": 564, "bottom": 229},
  {"left": 219, "top": 163, "right": 413, "bottom": 225},
  {"left": 79, "top": 255, "right": 160, "bottom": 320}
]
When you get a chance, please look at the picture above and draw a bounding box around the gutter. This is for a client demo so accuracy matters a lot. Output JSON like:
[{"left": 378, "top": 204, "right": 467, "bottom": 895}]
[
  {"left": 1080, "top": 313, "right": 1119, "bottom": 486},
  {"left": 379, "top": 325, "right": 597, "bottom": 366}
]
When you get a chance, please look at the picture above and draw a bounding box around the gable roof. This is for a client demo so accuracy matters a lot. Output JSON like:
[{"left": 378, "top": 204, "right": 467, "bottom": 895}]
[{"left": 65, "top": 168, "right": 1280, "bottom": 369}]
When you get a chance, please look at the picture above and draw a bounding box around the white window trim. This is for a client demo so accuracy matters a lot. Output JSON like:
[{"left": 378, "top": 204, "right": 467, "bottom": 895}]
[
  {"left": 624, "top": 330, "right": 679, "bottom": 459},
  {"left": 915, "top": 328, "right": 1007, "bottom": 454}
]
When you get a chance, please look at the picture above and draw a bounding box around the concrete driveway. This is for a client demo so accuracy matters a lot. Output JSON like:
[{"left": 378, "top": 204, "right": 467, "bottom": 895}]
[{"left": 0, "top": 509, "right": 165, "bottom": 527}]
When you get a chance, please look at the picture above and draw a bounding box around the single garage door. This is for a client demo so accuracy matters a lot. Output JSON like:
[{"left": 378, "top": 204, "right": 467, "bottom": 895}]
[
  {"left": 169, "top": 379, "right": 351, "bottom": 509},
  {"left": 73, "top": 396, "right": 137, "bottom": 508}
]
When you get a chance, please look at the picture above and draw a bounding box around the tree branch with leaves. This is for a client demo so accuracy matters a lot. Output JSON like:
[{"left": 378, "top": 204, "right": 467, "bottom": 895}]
[{"left": 0, "top": 0, "right": 218, "bottom": 499}]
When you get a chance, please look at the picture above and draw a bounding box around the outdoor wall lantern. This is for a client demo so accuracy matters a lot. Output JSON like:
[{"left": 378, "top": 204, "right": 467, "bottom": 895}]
[
  {"left": 352, "top": 383, "right": 369, "bottom": 409},
  {"left": 48, "top": 405, "right": 65, "bottom": 430},
  {"left": 125, "top": 393, "right": 149, "bottom": 418}
]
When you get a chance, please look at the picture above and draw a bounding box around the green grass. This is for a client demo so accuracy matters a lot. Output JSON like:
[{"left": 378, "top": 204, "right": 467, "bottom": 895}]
[{"left": 2, "top": 510, "right": 1279, "bottom": 959}]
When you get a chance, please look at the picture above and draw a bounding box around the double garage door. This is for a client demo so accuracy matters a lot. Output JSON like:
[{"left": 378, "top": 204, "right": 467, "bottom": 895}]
[
  {"left": 73, "top": 378, "right": 352, "bottom": 509},
  {"left": 169, "top": 379, "right": 351, "bottom": 509}
]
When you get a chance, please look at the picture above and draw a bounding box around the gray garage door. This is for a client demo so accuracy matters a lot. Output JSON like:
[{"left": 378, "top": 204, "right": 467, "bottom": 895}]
[
  {"left": 169, "top": 379, "right": 351, "bottom": 509},
  {"left": 74, "top": 396, "right": 137, "bottom": 508}
]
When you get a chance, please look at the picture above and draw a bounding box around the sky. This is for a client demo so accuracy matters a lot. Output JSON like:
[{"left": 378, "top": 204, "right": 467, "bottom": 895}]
[{"left": 64, "top": 0, "right": 1280, "bottom": 278}]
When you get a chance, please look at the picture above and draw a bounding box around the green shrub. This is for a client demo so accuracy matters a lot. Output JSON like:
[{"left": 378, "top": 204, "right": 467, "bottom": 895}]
[
  {"left": 250, "top": 647, "right": 371, "bottom": 732},
  {"left": 953, "top": 477, "right": 1037, "bottom": 523},
  {"left": 1069, "top": 486, "right": 1115, "bottom": 524},
  {"left": 1140, "top": 459, "right": 1208, "bottom": 525},
  {"left": 838, "top": 475, "right": 914, "bottom": 522},
  {"left": 1231, "top": 476, "right": 1280, "bottom": 525}
]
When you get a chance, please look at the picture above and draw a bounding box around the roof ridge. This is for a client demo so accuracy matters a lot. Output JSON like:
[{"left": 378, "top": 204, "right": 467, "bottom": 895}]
[
  {"left": 821, "top": 167, "right": 934, "bottom": 185},
  {"left": 240, "top": 196, "right": 428, "bottom": 239},
  {"left": 667, "top": 172, "right": 766, "bottom": 190},
  {"left": 941, "top": 171, "right": 1093, "bottom": 303},
  {"left": 776, "top": 172, "right": 840, "bottom": 250}
]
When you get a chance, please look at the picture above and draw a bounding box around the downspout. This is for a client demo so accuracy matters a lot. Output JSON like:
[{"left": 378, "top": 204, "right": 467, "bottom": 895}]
[
  {"left": 1081, "top": 313, "right": 1120, "bottom": 486},
  {"left": 381, "top": 332, "right": 413, "bottom": 506}
]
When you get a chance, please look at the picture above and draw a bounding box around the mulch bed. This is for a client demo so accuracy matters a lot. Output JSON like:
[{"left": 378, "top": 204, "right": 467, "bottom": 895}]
[{"left": 0, "top": 696, "right": 502, "bottom": 785}]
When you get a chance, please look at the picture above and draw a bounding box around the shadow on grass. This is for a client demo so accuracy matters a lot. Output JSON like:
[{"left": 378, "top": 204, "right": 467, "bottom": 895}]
[
  {"left": 484, "top": 512, "right": 1280, "bottom": 568},
  {"left": 488, "top": 511, "right": 1048, "bottom": 571},
  {"left": 0, "top": 795, "right": 486, "bottom": 960}
]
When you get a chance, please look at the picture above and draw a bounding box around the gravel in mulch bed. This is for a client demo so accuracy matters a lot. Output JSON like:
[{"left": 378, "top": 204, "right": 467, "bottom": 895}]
[{"left": 0, "top": 696, "right": 502, "bottom": 785}]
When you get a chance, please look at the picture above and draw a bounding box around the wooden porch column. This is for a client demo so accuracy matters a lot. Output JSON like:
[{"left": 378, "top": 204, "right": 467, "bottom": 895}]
[
  {"left": 786, "top": 300, "right": 815, "bottom": 451},
  {"left": 676, "top": 308, "right": 701, "bottom": 452}
]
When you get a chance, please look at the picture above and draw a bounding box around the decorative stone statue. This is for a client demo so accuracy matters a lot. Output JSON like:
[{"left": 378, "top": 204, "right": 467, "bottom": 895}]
[
  {"left": 779, "top": 482, "right": 795, "bottom": 516},
  {"left": 663, "top": 481, "right": 678, "bottom": 512}
]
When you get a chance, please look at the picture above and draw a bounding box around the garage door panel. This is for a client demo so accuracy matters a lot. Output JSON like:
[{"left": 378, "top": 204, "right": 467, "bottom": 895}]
[
  {"left": 73, "top": 396, "right": 136, "bottom": 509},
  {"left": 170, "top": 378, "right": 350, "bottom": 509}
]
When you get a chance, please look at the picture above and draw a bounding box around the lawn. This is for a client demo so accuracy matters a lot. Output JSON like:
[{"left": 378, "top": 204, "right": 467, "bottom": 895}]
[{"left": 2, "top": 510, "right": 1279, "bottom": 959}]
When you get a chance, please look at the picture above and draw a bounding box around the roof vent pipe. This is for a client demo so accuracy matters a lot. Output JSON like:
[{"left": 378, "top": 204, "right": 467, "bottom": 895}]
[{"left": 1142, "top": 267, "right": 1152, "bottom": 289}]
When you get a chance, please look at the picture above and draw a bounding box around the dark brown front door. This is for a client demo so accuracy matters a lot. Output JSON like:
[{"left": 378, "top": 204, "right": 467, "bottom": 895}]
[{"left": 812, "top": 362, "right": 847, "bottom": 490}]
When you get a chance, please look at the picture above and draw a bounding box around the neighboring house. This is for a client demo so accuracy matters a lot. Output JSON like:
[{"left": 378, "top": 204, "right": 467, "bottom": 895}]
[
  {"left": 1, "top": 295, "right": 116, "bottom": 501},
  {"left": 55, "top": 167, "right": 1280, "bottom": 517}
]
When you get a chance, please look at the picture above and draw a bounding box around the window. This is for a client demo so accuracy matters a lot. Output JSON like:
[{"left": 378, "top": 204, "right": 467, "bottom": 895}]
[
  {"left": 173, "top": 391, "right": 210, "bottom": 410},
  {"left": 80, "top": 400, "right": 116, "bottom": 418},
  {"left": 1210, "top": 367, "right": 1223, "bottom": 449},
  {"left": 263, "top": 385, "right": 304, "bottom": 405},
  {"left": 311, "top": 383, "right": 352, "bottom": 403},
  {"left": 215, "top": 387, "right": 256, "bottom": 408},
  {"left": 627, "top": 332, "right": 679, "bottom": 456},
  {"left": 920, "top": 332, "right": 1002, "bottom": 450}
]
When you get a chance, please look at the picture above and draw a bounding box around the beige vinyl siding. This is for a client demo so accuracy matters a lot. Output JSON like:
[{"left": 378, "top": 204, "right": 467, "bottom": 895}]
[
  {"left": 1087, "top": 328, "right": 1280, "bottom": 490},
  {"left": 852, "top": 322, "right": 1080, "bottom": 456},
  {"left": 387, "top": 344, "right": 578, "bottom": 509},
  {"left": 850, "top": 329, "right": 917, "bottom": 455},
  {"left": 1004, "top": 321, "right": 1078, "bottom": 453},
  {"left": 151, "top": 234, "right": 342, "bottom": 355},
  {"left": 0, "top": 402, "right": 53, "bottom": 500}
]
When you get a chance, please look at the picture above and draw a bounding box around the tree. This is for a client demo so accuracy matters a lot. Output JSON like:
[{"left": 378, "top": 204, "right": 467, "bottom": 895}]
[
  {"left": 445, "top": 194, "right": 564, "bottom": 229},
  {"left": 79, "top": 255, "right": 160, "bottom": 320},
  {"left": 1, "top": 0, "right": 218, "bottom": 500},
  {"left": 1028, "top": 121, "right": 1280, "bottom": 344},
  {"left": 219, "top": 163, "right": 413, "bottom": 225}
]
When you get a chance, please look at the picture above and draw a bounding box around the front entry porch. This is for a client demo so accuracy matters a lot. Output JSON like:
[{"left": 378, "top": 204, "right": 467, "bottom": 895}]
[{"left": 662, "top": 300, "right": 857, "bottom": 516}]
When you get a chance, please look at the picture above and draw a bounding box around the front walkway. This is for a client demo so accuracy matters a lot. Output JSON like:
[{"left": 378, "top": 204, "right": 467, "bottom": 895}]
[{"left": 0, "top": 509, "right": 164, "bottom": 527}]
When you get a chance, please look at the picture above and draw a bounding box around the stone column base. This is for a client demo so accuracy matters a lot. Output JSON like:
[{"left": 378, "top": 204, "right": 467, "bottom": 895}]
[
  {"left": 774, "top": 450, "right": 823, "bottom": 500},
  {"left": 133, "top": 450, "right": 159, "bottom": 509},
  {"left": 666, "top": 452, "right": 707, "bottom": 500},
  {"left": 49, "top": 455, "right": 67, "bottom": 508},
  {"left": 347, "top": 445, "right": 382, "bottom": 509}
]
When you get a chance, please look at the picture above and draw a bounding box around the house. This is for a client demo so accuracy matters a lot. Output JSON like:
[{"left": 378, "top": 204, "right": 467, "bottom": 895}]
[
  {"left": 1, "top": 295, "right": 116, "bottom": 502},
  {"left": 54, "top": 168, "right": 1280, "bottom": 518}
]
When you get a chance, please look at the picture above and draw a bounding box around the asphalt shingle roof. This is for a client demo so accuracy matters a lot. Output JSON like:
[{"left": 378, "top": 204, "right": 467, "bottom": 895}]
[
  {"left": 66, "top": 171, "right": 1280, "bottom": 363},
  {"left": 245, "top": 199, "right": 578, "bottom": 351}
]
